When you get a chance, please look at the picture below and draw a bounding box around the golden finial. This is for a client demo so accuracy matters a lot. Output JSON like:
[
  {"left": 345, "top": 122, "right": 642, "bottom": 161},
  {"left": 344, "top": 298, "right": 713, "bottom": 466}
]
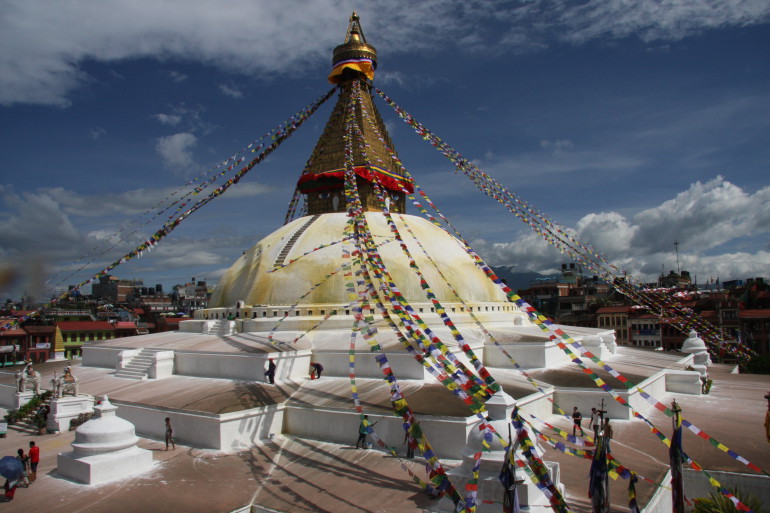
[{"left": 328, "top": 12, "right": 377, "bottom": 84}]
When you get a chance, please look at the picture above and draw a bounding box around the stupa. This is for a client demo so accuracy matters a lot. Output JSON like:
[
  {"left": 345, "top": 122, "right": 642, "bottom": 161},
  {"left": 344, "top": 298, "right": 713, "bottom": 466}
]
[
  {"left": 24, "top": 13, "right": 765, "bottom": 513},
  {"left": 74, "top": 7, "right": 623, "bottom": 475},
  {"left": 57, "top": 395, "right": 153, "bottom": 484},
  {"left": 0, "top": 12, "right": 763, "bottom": 513},
  {"left": 681, "top": 330, "right": 711, "bottom": 378}
]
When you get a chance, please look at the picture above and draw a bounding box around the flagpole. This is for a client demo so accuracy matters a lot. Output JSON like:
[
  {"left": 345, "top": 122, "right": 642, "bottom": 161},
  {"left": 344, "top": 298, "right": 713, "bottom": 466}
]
[
  {"left": 603, "top": 419, "right": 612, "bottom": 513},
  {"left": 671, "top": 400, "right": 685, "bottom": 513}
]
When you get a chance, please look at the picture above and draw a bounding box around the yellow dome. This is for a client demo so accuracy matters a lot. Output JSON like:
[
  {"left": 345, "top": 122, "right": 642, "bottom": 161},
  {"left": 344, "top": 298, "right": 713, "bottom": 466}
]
[{"left": 210, "top": 212, "right": 509, "bottom": 308}]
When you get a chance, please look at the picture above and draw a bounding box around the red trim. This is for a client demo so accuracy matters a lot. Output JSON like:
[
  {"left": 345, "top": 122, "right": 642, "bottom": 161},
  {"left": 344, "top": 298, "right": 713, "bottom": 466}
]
[{"left": 297, "top": 165, "right": 414, "bottom": 194}]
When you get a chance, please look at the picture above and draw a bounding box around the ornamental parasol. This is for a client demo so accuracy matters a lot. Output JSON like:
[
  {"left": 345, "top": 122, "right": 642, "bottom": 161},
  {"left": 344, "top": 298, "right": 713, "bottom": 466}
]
[{"left": 0, "top": 456, "right": 24, "bottom": 481}]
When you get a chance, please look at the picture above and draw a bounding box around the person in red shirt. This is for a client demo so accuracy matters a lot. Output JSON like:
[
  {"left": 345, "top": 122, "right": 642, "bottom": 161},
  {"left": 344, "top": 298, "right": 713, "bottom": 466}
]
[{"left": 28, "top": 441, "right": 40, "bottom": 481}]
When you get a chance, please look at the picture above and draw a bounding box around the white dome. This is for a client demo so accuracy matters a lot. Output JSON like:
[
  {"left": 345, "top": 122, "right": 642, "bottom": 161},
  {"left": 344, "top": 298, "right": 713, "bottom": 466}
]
[
  {"left": 681, "top": 330, "right": 707, "bottom": 354},
  {"left": 72, "top": 396, "right": 139, "bottom": 455},
  {"left": 211, "top": 212, "right": 510, "bottom": 308}
]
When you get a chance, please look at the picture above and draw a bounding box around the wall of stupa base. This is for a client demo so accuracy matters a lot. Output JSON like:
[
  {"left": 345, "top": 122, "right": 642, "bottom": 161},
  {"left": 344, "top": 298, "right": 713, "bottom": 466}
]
[
  {"left": 516, "top": 388, "right": 555, "bottom": 421},
  {"left": 483, "top": 341, "right": 572, "bottom": 369},
  {"left": 284, "top": 405, "right": 477, "bottom": 458},
  {"left": 82, "top": 345, "right": 124, "bottom": 368},
  {"left": 664, "top": 370, "right": 702, "bottom": 394},
  {"left": 57, "top": 446, "right": 154, "bottom": 485},
  {"left": 195, "top": 302, "right": 527, "bottom": 329},
  {"left": 174, "top": 350, "right": 311, "bottom": 382},
  {"left": 554, "top": 388, "right": 635, "bottom": 420},
  {"left": 313, "top": 350, "right": 429, "bottom": 380},
  {"left": 553, "top": 363, "right": 700, "bottom": 422},
  {"left": 113, "top": 400, "right": 285, "bottom": 451},
  {"left": 683, "top": 469, "right": 770, "bottom": 506},
  {"left": 438, "top": 462, "right": 562, "bottom": 513},
  {"left": 0, "top": 387, "right": 35, "bottom": 409}
]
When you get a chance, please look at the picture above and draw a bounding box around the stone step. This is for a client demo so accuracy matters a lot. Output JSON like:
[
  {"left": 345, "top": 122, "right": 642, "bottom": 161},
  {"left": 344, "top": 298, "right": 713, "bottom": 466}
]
[
  {"left": 126, "top": 359, "right": 152, "bottom": 366},
  {"left": 115, "top": 370, "right": 148, "bottom": 380},
  {"left": 125, "top": 359, "right": 153, "bottom": 367},
  {"left": 116, "top": 368, "right": 147, "bottom": 375},
  {"left": 9, "top": 422, "right": 40, "bottom": 435},
  {"left": 124, "top": 365, "right": 151, "bottom": 371}
]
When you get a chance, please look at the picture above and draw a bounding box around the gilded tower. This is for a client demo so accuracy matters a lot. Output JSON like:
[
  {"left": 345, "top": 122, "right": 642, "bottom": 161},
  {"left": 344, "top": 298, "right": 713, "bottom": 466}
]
[{"left": 297, "top": 13, "right": 412, "bottom": 215}]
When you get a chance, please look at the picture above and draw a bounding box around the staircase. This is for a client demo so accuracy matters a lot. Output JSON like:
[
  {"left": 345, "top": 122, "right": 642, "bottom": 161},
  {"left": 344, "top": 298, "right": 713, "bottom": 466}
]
[
  {"left": 272, "top": 214, "right": 320, "bottom": 268},
  {"left": 207, "top": 319, "right": 234, "bottom": 336},
  {"left": 115, "top": 348, "right": 165, "bottom": 380},
  {"left": 10, "top": 396, "right": 53, "bottom": 435}
]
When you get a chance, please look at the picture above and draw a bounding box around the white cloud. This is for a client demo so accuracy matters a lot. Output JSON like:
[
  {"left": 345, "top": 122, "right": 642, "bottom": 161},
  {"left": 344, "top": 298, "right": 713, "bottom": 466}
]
[
  {"left": 474, "top": 177, "right": 770, "bottom": 283},
  {"left": 167, "top": 70, "right": 187, "bottom": 82},
  {"left": 218, "top": 83, "right": 243, "bottom": 99},
  {"left": 2, "top": 0, "right": 767, "bottom": 106},
  {"left": 156, "top": 132, "right": 198, "bottom": 169},
  {"left": 540, "top": 139, "right": 574, "bottom": 154},
  {"left": 553, "top": 0, "right": 770, "bottom": 44},
  {"left": 631, "top": 177, "right": 768, "bottom": 253},
  {"left": 90, "top": 127, "right": 107, "bottom": 140},
  {"left": 154, "top": 113, "right": 182, "bottom": 126}
]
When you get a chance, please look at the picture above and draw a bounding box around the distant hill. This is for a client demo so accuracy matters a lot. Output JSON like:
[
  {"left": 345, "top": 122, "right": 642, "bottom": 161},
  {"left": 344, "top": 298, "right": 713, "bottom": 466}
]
[{"left": 488, "top": 266, "right": 558, "bottom": 293}]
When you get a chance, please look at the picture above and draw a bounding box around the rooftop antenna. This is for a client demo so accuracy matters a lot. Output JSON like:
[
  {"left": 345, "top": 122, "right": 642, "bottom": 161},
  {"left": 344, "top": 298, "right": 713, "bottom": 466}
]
[{"left": 674, "top": 241, "right": 680, "bottom": 274}]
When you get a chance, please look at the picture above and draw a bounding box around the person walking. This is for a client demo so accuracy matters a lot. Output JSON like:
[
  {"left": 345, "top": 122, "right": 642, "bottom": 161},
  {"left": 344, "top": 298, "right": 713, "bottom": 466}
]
[
  {"left": 28, "top": 441, "right": 39, "bottom": 482},
  {"left": 165, "top": 417, "right": 175, "bottom": 451},
  {"left": 16, "top": 449, "right": 29, "bottom": 487},
  {"left": 403, "top": 431, "right": 415, "bottom": 458},
  {"left": 571, "top": 407, "right": 584, "bottom": 437},
  {"left": 589, "top": 408, "right": 601, "bottom": 439},
  {"left": 3, "top": 478, "right": 17, "bottom": 501},
  {"left": 356, "top": 415, "right": 376, "bottom": 449},
  {"left": 265, "top": 358, "right": 276, "bottom": 384}
]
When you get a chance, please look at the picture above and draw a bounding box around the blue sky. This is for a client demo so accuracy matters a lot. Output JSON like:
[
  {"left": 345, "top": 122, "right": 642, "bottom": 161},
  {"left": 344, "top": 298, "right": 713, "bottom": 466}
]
[{"left": 1, "top": 1, "right": 768, "bottom": 301}]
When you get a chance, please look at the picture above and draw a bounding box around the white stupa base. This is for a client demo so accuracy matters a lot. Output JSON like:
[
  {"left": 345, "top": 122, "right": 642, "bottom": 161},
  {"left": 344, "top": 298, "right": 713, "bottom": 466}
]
[
  {"left": 47, "top": 395, "right": 94, "bottom": 432},
  {"left": 13, "top": 391, "right": 36, "bottom": 408},
  {"left": 57, "top": 445, "right": 154, "bottom": 484},
  {"left": 431, "top": 463, "right": 562, "bottom": 513}
]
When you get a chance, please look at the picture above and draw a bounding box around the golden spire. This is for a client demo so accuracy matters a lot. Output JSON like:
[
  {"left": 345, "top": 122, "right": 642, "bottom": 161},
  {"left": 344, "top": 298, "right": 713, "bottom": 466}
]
[
  {"left": 298, "top": 13, "right": 412, "bottom": 216},
  {"left": 328, "top": 11, "right": 378, "bottom": 84}
]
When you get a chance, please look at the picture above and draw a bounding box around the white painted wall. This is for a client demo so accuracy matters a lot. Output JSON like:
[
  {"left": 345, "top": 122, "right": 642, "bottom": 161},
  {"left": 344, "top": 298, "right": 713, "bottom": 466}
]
[
  {"left": 174, "top": 350, "right": 311, "bottom": 381},
  {"left": 82, "top": 346, "right": 127, "bottom": 368},
  {"left": 664, "top": 370, "right": 702, "bottom": 395},
  {"left": 112, "top": 400, "right": 285, "bottom": 450},
  {"left": 483, "top": 342, "right": 569, "bottom": 369},
  {"left": 283, "top": 406, "right": 473, "bottom": 459},
  {"left": 553, "top": 388, "right": 632, "bottom": 420},
  {"left": 683, "top": 469, "right": 770, "bottom": 504},
  {"left": 314, "top": 350, "right": 427, "bottom": 380},
  {"left": 628, "top": 372, "right": 668, "bottom": 415}
]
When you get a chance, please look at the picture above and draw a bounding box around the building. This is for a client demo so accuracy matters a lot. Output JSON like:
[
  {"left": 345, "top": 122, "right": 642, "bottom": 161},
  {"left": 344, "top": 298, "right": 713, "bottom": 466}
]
[
  {"left": 517, "top": 263, "right": 611, "bottom": 324},
  {"left": 0, "top": 324, "right": 25, "bottom": 366},
  {"left": 628, "top": 310, "right": 661, "bottom": 348},
  {"left": 56, "top": 321, "right": 117, "bottom": 358},
  {"left": 171, "top": 279, "right": 211, "bottom": 315},
  {"left": 595, "top": 305, "right": 632, "bottom": 345},
  {"left": 739, "top": 308, "right": 770, "bottom": 355},
  {"left": 91, "top": 275, "right": 144, "bottom": 303}
]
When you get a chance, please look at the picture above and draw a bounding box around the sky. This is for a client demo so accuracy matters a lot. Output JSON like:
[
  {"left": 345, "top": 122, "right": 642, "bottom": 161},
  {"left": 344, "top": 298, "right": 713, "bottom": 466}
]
[{"left": 0, "top": 0, "right": 768, "bottom": 301}]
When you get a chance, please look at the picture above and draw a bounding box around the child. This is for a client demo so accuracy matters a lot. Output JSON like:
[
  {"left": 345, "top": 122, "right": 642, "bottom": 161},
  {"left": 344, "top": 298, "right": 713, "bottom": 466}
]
[{"left": 165, "top": 417, "right": 175, "bottom": 450}]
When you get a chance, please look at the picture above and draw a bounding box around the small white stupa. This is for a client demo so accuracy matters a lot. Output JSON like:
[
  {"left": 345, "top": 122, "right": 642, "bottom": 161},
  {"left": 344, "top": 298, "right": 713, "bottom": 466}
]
[
  {"left": 681, "top": 330, "right": 711, "bottom": 378},
  {"left": 434, "top": 390, "right": 560, "bottom": 512},
  {"left": 57, "top": 395, "right": 154, "bottom": 484}
]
